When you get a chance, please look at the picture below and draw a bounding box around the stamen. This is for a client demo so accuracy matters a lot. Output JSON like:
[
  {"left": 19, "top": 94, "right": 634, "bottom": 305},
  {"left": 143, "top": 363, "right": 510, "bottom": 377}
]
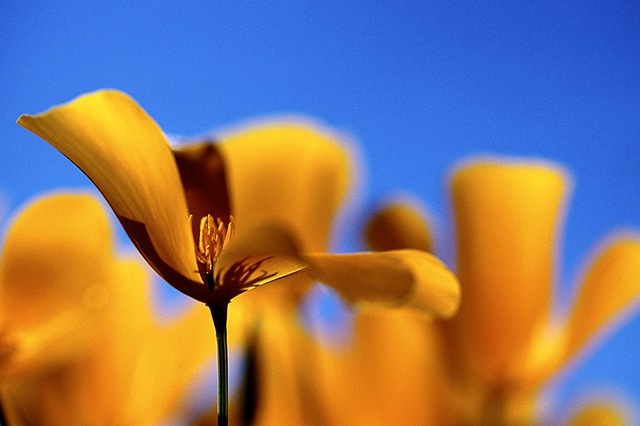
[{"left": 190, "top": 214, "right": 235, "bottom": 276}]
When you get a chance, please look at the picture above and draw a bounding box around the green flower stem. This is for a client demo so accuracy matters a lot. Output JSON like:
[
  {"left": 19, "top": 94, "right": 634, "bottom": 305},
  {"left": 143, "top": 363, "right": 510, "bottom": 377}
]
[{"left": 210, "top": 303, "right": 229, "bottom": 426}]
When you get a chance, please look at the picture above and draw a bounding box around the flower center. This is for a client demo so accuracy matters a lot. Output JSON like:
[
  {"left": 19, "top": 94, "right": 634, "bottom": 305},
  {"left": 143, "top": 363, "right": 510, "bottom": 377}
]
[{"left": 191, "top": 214, "right": 235, "bottom": 280}]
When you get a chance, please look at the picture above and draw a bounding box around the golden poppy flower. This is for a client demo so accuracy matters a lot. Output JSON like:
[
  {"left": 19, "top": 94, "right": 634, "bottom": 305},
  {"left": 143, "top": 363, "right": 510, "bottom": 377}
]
[
  {"left": 360, "top": 159, "right": 640, "bottom": 424},
  {"left": 17, "top": 90, "right": 460, "bottom": 318},
  {"left": 246, "top": 158, "right": 640, "bottom": 424},
  {"left": 0, "top": 192, "right": 217, "bottom": 425}
]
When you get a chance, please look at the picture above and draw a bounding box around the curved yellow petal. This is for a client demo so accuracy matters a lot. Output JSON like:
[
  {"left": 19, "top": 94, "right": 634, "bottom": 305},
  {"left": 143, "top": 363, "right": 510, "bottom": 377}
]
[
  {"left": 0, "top": 192, "right": 113, "bottom": 374},
  {"left": 449, "top": 159, "right": 569, "bottom": 381},
  {"left": 17, "top": 90, "right": 201, "bottom": 294},
  {"left": 363, "top": 200, "right": 434, "bottom": 252},
  {"left": 303, "top": 249, "right": 460, "bottom": 318},
  {"left": 218, "top": 122, "right": 351, "bottom": 253},
  {"left": 562, "top": 235, "right": 640, "bottom": 367},
  {"left": 0, "top": 192, "right": 166, "bottom": 423}
]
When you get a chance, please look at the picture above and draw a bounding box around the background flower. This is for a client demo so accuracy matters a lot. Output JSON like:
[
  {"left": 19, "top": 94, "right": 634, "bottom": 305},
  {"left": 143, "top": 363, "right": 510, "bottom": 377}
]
[
  {"left": 239, "top": 157, "right": 640, "bottom": 424},
  {"left": 355, "top": 158, "right": 640, "bottom": 424},
  {"left": 0, "top": 192, "right": 216, "bottom": 425}
]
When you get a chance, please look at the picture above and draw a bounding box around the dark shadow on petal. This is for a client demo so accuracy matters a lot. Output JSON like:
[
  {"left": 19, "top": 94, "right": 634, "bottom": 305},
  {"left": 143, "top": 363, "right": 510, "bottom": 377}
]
[
  {"left": 173, "top": 142, "right": 232, "bottom": 240},
  {"left": 210, "top": 256, "right": 278, "bottom": 303},
  {"left": 209, "top": 255, "right": 306, "bottom": 304},
  {"left": 216, "top": 256, "right": 277, "bottom": 292},
  {"left": 117, "top": 216, "right": 210, "bottom": 303}
]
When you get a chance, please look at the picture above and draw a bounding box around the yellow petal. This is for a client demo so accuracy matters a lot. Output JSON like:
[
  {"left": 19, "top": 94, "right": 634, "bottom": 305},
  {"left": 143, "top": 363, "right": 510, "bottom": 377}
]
[
  {"left": 303, "top": 249, "right": 460, "bottom": 318},
  {"left": 363, "top": 200, "right": 434, "bottom": 252},
  {"left": 218, "top": 122, "right": 351, "bottom": 253},
  {"left": 0, "top": 192, "right": 166, "bottom": 423},
  {"left": 17, "top": 90, "right": 201, "bottom": 295},
  {"left": 248, "top": 309, "right": 331, "bottom": 425},
  {"left": 567, "top": 402, "right": 629, "bottom": 426},
  {"left": 0, "top": 192, "right": 113, "bottom": 366},
  {"left": 89, "top": 257, "right": 155, "bottom": 423},
  {"left": 563, "top": 235, "right": 640, "bottom": 366},
  {"left": 331, "top": 311, "right": 456, "bottom": 424},
  {"left": 123, "top": 302, "right": 216, "bottom": 424},
  {"left": 247, "top": 308, "right": 452, "bottom": 425},
  {"left": 0, "top": 302, "right": 94, "bottom": 379},
  {"left": 521, "top": 235, "right": 640, "bottom": 387},
  {"left": 449, "top": 159, "right": 569, "bottom": 381}
]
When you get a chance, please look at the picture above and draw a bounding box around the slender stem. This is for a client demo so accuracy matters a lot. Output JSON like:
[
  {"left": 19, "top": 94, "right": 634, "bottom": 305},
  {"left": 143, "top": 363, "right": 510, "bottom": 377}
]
[{"left": 210, "top": 303, "right": 229, "bottom": 426}]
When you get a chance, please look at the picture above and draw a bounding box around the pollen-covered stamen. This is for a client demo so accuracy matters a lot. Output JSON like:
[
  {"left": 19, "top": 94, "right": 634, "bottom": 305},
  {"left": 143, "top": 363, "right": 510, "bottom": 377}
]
[{"left": 190, "top": 214, "right": 235, "bottom": 277}]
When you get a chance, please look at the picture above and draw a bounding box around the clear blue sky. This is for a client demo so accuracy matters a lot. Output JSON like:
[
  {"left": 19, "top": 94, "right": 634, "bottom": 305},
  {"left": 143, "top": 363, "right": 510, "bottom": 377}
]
[{"left": 2, "top": 0, "right": 640, "bottom": 421}]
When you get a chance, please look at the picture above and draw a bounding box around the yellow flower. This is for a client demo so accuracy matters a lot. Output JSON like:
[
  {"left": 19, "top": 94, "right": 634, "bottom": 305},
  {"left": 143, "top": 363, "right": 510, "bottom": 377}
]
[
  {"left": 245, "top": 158, "right": 640, "bottom": 424},
  {"left": 0, "top": 192, "right": 217, "bottom": 425},
  {"left": 359, "top": 159, "right": 640, "bottom": 424},
  {"left": 567, "top": 402, "right": 629, "bottom": 426},
  {"left": 17, "top": 90, "right": 460, "bottom": 317}
]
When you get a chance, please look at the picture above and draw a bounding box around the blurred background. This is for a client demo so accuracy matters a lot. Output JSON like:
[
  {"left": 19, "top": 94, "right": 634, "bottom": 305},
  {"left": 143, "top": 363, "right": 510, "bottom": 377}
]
[{"left": 1, "top": 0, "right": 639, "bottom": 422}]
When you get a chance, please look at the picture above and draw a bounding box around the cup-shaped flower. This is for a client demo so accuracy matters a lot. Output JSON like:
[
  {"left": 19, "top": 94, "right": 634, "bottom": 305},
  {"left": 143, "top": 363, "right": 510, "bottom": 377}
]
[
  {"left": 0, "top": 192, "right": 218, "bottom": 425},
  {"left": 18, "top": 90, "right": 460, "bottom": 317}
]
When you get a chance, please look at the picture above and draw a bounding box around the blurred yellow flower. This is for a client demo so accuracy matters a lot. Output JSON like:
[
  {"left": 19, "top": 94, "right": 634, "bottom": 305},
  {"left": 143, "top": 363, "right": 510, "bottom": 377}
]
[
  {"left": 362, "top": 159, "right": 640, "bottom": 424},
  {"left": 0, "top": 192, "right": 216, "bottom": 425},
  {"left": 247, "top": 158, "right": 640, "bottom": 425},
  {"left": 17, "top": 90, "right": 460, "bottom": 317},
  {"left": 567, "top": 402, "right": 629, "bottom": 426}
]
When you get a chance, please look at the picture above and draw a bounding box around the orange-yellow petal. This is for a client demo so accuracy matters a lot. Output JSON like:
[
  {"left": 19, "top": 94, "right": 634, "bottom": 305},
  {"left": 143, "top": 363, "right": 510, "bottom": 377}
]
[
  {"left": 17, "top": 91, "right": 202, "bottom": 296},
  {"left": 0, "top": 192, "right": 173, "bottom": 423},
  {"left": 363, "top": 200, "right": 434, "bottom": 252},
  {"left": 449, "top": 159, "right": 569, "bottom": 381},
  {"left": 567, "top": 402, "right": 629, "bottom": 426},
  {"left": 329, "top": 311, "right": 455, "bottom": 424},
  {"left": 218, "top": 123, "right": 351, "bottom": 253},
  {"left": 122, "top": 302, "right": 216, "bottom": 424},
  {"left": 562, "top": 235, "right": 640, "bottom": 367},
  {"left": 87, "top": 257, "right": 155, "bottom": 423},
  {"left": 0, "top": 192, "right": 114, "bottom": 376},
  {"left": 303, "top": 249, "right": 460, "bottom": 318},
  {"left": 248, "top": 309, "right": 330, "bottom": 425},
  {"left": 246, "top": 308, "right": 452, "bottom": 425}
]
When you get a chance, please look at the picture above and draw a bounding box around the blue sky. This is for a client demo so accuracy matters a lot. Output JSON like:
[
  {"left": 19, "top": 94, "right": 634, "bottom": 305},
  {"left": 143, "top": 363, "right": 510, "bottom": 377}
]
[{"left": 2, "top": 0, "right": 640, "bottom": 421}]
